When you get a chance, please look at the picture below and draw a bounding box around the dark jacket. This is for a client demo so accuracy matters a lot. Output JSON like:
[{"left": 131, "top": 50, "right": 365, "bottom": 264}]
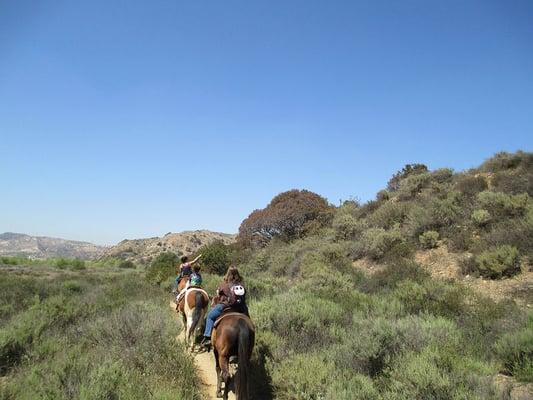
[{"left": 215, "top": 281, "right": 247, "bottom": 310}]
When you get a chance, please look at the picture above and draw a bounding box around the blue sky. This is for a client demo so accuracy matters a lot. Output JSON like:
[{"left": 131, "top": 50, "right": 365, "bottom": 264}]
[{"left": 1, "top": 1, "right": 532, "bottom": 245}]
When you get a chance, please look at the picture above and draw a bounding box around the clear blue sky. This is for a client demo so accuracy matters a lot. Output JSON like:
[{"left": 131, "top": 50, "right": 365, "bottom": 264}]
[{"left": 1, "top": 1, "right": 532, "bottom": 245}]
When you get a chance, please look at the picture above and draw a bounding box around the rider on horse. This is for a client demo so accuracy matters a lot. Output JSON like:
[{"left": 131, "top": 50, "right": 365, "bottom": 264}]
[
  {"left": 173, "top": 254, "right": 202, "bottom": 292},
  {"left": 176, "top": 264, "right": 203, "bottom": 304},
  {"left": 200, "top": 266, "right": 249, "bottom": 349}
]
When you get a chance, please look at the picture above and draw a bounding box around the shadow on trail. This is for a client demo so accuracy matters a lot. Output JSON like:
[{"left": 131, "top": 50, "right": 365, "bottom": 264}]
[{"left": 249, "top": 345, "right": 274, "bottom": 400}]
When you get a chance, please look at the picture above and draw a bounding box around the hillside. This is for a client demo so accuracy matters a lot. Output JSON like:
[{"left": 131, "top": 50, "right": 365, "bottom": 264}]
[
  {"left": 0, "top": 232, "right": 105, "bottom": 260},
  {"left": 101, "top": 230, "right": 236, "bottom": 264}
]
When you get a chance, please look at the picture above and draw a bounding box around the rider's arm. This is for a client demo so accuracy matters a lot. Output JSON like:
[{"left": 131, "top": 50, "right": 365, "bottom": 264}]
[{"left": 190, "top": 254, "right": 202, "bottom": 265}]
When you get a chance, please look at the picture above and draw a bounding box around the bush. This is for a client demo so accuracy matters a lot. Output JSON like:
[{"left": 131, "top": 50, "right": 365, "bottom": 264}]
[
  {"left": 332, "top": 213, "right": 366, "bottom": 240},
  {"left": 475, "top": 245, "right": 521, "bottom": 279},
  {"left": 419, "top": 231, "right": 439, "bottom": 249},
  {"left": 479, "top": 151, "right": 533, "bottom": 173},
  {"left": 492, "top": 170, "right": 533, "bottom": 196},
  {"left": 118, "top": 260, "right": 136, "bottom": 269},
  {"left": 270, "top": 353, "right": 335, "bottom": 399},
  {"left": 387, "top": 163, "right": 429, "bottom": 192},
  {"left": 366, "top": 201, "right": 410, "bottom": 229},
  {"left": 238, "top": 189, "right": 331, "bottom": 245},
  {"left": 455, "top": 175, "right": 488, "bottom": 197},
  {"left": 471, "top": 209, "right": 491, "bottom": 227},
  {"left": 495, "top": 315, "right": 533, "bottom": 382},
  {"left": 55, "top": 258, "right": 86, "bottom": 270},
  {"left": 144, "top": 252, "right": 179, "bottom": 284},
  {"left": 353, "top": 226, "right": 407, "bottom": 261},
  {"left": 397, "top": 172, "right": 433, "bottom": 200},
  {"left": 477, "top": 191, "right": 529, "bottom": 218},
  {"left": 196, "top": 240, "right": 230, "bottom": 275}
]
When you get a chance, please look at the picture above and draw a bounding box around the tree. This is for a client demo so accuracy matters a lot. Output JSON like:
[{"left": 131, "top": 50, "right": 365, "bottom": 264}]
[{"left": 238, "top": 189, "right": 330, "bottom": 246}]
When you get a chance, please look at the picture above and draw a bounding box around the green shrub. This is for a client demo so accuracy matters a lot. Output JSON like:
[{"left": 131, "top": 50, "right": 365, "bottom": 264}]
[
  {"left": 270, "top": 353, "right": 335, "bottom": 399},
  {"left": 479, "top": 151, "right": 532, "bottom": 173},
  {"left": 492, "top": 170, "right": 532, "bottom": 196},
  {"left": 144, "top": 252, "right": 179, "bottom": 284},
  {"left": 366, "top": 201, "right": 410, "bottom": 229},
  {"left": 118, "top": 260, "right": 136, "bottom": 269},
  {"left": 397, "top": 172, "right": 433, "bottom": 200},
  {"left": 479, "top": 216, "right": 533, "bottom": 259},
  {"left": 455, "top": 175, "right": 488, "bottom": 197},
  {"left": 325, "top": 374, "right": 380, "bottom": 400},
  {"left": 419, "top": 231, "right": 439, "bottom": 249},
  {"left": 387, "top": 163, "right": 429, "bottom": 192},
  {"left": 353, "top": 226, "right": 407, "bottom": 261},
  {"left": 253, "top": 290, "right": 344, "bottom": 354},
  {"left": 495, "top": 315, "right": 533, "bottom": 382},
  {"left": 332, "top": 213, "right": 366, "bottom": 240},
  {"left": 475, "top": 245, "right": 521, "bottom": 279},
  {"left": 55, "top": 258, "right": 86, "bottom": 270},
  {"left": 477, "top": 191, "right": 529, "bottom": 218},
  {"left": 197, "top": 240, "right": 230, "bottom": 275},
  {"left": 384, "top": 347, "right": 496, "bottom": 400},
  {"left": 471, "top": 209, "right": 491, "bottom": 227}
]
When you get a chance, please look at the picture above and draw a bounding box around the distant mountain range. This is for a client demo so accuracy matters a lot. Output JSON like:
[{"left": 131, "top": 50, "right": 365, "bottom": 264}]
[
  {"left": 0, "top": 230, "right": 236, "bottom": 263},
  {"left": 0, "top": 232, "right": 105, "bottom": 260}
]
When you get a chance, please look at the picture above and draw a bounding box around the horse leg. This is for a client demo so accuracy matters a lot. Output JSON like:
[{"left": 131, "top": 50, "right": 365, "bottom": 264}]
[
  {"left": 181, "top": 312, "right": 187, "bottom": 342},
  {"left": 219, "top": 355, "right": 230, "bottom": 400},
  {"left": 214, "top": 348, "right": 223, "bottom": 398}
]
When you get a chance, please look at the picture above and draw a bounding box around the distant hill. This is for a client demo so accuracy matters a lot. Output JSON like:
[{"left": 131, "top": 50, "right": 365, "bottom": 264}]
[
  {"left": 0, "top": 232, "right": 105, "bottom": 259},
  {"left": 101, "top": 230, "right": 236, "bottom": 264}
]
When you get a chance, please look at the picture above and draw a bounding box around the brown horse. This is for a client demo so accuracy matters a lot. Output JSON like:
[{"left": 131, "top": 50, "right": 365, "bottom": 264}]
[
  {"left": 212, "top": 313, "right": 255, "bottom": 400},
  {"left": 178, "top": 287, "right": 209, "bottom": 351},
  {"left": 176, "top": 276, "right": 188, "bottom": 292}
]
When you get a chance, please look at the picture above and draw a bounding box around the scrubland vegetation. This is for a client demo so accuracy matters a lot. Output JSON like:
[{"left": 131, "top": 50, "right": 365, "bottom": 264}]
[
  {"left": 2, "top": 151, "right": 532, "bottom": 400},
  {"left": 0, "top": 263, "right": 200, "bottom": 400},
  {"left": 193, "top": 151, "right": 531, "bottom": 399}
]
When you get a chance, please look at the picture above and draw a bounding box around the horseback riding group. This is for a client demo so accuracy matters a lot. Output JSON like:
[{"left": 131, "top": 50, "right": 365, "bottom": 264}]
[{"left": 173, "top": 254, "right": 254, "bottom": 400}]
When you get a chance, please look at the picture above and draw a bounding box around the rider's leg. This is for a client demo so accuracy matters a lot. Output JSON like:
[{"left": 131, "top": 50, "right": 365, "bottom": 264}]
[{"left": 202, "top": 304, "right": 225, "bottom": 342}]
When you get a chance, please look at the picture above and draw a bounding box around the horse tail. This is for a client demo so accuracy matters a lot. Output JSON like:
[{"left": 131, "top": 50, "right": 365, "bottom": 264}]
[
  {"left": 189, "top": 291, "right": 205, "bottom": 338},
  {"left": 236, "top": 319, "right": 252, "bottom": 400}
]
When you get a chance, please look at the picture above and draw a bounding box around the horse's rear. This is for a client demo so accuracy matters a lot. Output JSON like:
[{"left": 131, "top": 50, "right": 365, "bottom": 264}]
[
  {"left": 181, "top": 288, "right": 209, "bottom": 351},
  {"left": 212, "top": 314, "right": 255, "bottom": 400}
]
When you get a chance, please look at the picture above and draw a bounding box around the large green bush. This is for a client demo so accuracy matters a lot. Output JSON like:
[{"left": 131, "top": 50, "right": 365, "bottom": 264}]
[
  {"left": 471, "top": 209, "right": 491, "bottom": 227},
  {"left": 197, "top": 240, "right": 230, "bottom": 275},
  {"left": 353, "top": 226, "right": 408, "bottom": 261},
  {"left": 475, "top": 245, "right": 521, "bottom": 279},
  {"left": 477, "top": 191, "right": 529, "bottom": 218},
  {"left": 495, "top": 314, "right": 533, "bottom": 382},
  {"left": 419, "top": 230, "right": 439, "bottom": 249},
  {"left": 144, "top": 252, "right": 179, "bottom": 284}
]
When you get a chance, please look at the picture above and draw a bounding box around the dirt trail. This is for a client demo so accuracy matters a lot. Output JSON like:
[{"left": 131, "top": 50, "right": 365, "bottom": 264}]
[{"left": 170, "top": 301, "right": 236, "bottom": 400}]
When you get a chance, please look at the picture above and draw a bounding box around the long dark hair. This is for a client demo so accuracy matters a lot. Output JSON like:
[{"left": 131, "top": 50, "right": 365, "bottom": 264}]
[{"left": 223, "top": 266, "right": 243, "bottom": 284}]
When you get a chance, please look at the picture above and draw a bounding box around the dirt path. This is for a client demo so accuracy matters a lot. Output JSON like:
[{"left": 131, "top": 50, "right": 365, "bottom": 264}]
[{"left": 169, "top": 301, "right": 236, "bottom": 400}]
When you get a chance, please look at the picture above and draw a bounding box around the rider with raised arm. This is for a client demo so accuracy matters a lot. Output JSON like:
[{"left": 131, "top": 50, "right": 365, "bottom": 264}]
[
  {"left": 200, "top": 266, "right": 248, "bottom": 349},
  {"left": 173, "top": 254, "right": 202, "bottom": 293}
]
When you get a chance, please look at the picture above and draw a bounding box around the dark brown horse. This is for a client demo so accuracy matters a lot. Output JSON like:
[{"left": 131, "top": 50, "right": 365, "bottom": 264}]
[
  {"left": 178, "top": 287, "right": 209, "bottom": 351},
  {"left": 212, "top": 313, "right": 255, "bottom": 400}
]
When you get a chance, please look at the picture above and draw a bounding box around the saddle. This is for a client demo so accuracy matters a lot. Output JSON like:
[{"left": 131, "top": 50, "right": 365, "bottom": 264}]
[
  {"left": 176, "top": 286, "right": 209, "bottom": 306},
  {"left": 213, "top": 311, "right": 255, "bottom": 331}
]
